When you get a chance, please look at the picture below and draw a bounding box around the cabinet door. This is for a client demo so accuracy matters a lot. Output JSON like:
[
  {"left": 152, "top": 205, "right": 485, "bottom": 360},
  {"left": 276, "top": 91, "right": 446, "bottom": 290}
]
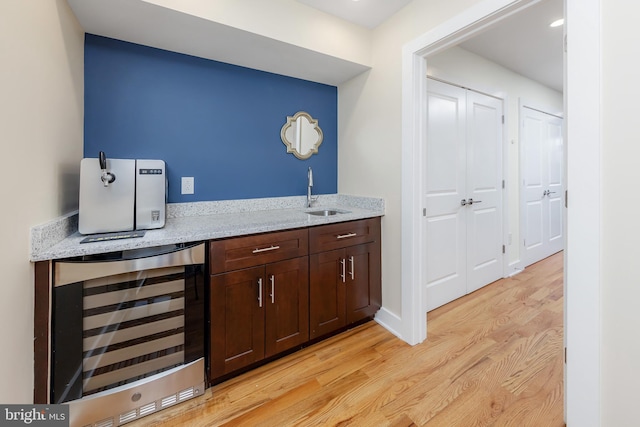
[
  {"left": 210, "top": 266, "right": 265, "bottom": 379},
  {"left": 345, "top": 242, "right": 381, "bottom": 324},
  {"left": 309, "top": 248, "right": 346, "bottom": 339},
  {"left": 265, "top": 257, "right": 309, "bottom": 357}
]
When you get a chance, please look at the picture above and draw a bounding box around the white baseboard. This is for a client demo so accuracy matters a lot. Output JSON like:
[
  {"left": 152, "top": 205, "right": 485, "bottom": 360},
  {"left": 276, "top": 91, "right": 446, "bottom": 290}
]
[
  {"left": 507, "top": 259, "right": 524, "bottom": 277},
  {"left": 374, "top": 306, "right": 404, "bottom": 340}
]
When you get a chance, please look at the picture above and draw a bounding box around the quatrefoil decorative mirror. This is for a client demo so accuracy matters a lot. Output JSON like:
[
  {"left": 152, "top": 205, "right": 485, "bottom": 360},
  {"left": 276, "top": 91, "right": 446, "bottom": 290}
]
[{"left": 280, "top": 111, "right": 323, "bottom": 160}]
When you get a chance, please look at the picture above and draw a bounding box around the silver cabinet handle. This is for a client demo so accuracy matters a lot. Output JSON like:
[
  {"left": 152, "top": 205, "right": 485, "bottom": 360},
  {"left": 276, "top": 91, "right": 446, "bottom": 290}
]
[
  {"left": 337, "top": 232, "right": 357, "bottom": 239},
  {"left": 269, "top": 274, "right": 275, "bottom": 304},
  {"left": 468, "top": 198, "right": 482, "bottom": 205},
  {"left": 349, "top": 256, "right": 355, "bottom": 280},
  {"left": 253, "top": 245, "right": 280, "bottom": 254},
  {"left": 257, "top": 277, "right": 263, "bottom": 308},
  {"left": 460, "top": 199, "right": 467, "bottom": 206},
  {"left": 340, "top": 258, "right": 346, "bottom": 283}
]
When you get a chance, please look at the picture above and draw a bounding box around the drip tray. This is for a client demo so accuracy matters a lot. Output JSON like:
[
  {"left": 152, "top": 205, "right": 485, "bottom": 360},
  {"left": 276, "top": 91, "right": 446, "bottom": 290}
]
[{"left": 80, "top": 231, "right": 146, "bottom": 244}]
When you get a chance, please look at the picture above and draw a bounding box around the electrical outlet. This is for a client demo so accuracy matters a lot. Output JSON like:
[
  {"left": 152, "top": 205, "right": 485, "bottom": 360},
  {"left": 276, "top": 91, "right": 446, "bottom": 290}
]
[{"left": 181, "top": 177, "right": 194, "bottom": 195}]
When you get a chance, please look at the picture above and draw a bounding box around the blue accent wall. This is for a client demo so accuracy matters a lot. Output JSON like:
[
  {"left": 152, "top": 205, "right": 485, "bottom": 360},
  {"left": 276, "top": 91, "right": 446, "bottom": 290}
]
[{"left": 84, "top": 34, "right": 337, "bottom": 203}]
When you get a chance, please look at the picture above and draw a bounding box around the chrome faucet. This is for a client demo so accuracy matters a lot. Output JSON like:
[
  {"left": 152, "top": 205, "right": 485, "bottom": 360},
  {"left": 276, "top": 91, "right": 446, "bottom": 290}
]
[{"left": 307, "top": 167, "right": 317, "bottom": 208}]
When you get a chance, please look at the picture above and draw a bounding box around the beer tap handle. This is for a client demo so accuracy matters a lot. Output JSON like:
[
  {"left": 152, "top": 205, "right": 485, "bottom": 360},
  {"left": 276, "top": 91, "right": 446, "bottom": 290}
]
[{"left": 99, "top": 151, "right": 116, "bottom": 186}]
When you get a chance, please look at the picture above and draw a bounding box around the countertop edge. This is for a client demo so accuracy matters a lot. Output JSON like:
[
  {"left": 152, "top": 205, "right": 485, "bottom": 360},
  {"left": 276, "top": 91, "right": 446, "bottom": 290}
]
[{"left": 30, "top": 194, "right": 384, "bottom": 262}]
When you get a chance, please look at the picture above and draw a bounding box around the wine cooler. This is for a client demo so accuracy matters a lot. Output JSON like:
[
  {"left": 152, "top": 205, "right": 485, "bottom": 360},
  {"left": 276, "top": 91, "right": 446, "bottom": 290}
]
[{"left": 51, "top": 242, "right": 206, "bottom": 427}]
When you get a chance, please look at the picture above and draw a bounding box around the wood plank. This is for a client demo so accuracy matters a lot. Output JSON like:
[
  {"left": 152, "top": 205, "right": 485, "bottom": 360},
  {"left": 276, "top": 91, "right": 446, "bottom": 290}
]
[
  {"left": 128, "top": 252, "right": 565, "bottom": 427},
  {"left": 33, "top": 260, "right": 51, "bottom": 404}
]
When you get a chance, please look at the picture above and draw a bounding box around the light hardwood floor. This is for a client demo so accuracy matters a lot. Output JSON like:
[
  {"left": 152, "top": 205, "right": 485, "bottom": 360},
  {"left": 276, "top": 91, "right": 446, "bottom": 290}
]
[{"left": 130, "top": 252, "right": 564, "bottom": 426}]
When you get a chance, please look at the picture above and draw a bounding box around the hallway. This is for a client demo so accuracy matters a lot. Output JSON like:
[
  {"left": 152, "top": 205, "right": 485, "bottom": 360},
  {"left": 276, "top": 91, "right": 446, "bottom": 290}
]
[{"left": 132, "top": 252, "right": 564, "bottom": 426}]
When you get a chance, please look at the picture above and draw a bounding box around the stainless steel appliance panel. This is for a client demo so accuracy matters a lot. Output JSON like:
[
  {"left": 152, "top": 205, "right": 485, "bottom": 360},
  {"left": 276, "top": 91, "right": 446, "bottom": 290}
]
[
  {"left": 68, "top": 358, "right": 204, "bottom": 427},
  {"left": 55, "top": 244, "right": 205, "bottom": 287},
  {"left": 79, "top": 158, "right": 136, "bottom": 234},
  {"left": 135, "top": 159, "right": 166, "bottom": 230}
]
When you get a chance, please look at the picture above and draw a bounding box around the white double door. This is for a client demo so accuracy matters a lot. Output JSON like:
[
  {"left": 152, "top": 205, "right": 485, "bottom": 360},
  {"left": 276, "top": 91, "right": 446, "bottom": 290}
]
[
  {"left": 521, "top": 106, "right": 564, "bottom": 267},
  {"left": 425, "top": 79, "right": 504, "bottom": 311}
]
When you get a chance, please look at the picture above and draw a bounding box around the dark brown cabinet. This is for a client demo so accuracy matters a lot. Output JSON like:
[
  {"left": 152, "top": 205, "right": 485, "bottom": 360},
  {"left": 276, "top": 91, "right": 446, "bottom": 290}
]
[
  {"left": 210, "top": 266, "right": 265, "bottom": 377},
  {"left": 209, "top": 230, "right": 309, "bottom": 380},
  {"left": 208, "top": 217, "right": 381, "bottom": 382},
  {"left": 264, "top": 257, "right": 309, "bottom": 357},
  {"left": 309, "top": 218, "right": 381, "bottom": 339}
]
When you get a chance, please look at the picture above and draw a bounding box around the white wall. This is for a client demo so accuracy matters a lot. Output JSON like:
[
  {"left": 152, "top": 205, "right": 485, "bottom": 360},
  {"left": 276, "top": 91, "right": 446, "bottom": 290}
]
[
  {"left": 338, "top": 0, "right": 483, "bottom": 319},
  {"left": 0, "top": 1, "right": 84, "bottom": 402},
  {"left": 144, "top": 0, "right": 372, "bottom": 66},
  {"left": 426, "top": 46, "right": 563, "bottom": 268},
  {"left": 601, "top": 1, "right": 640, "bottom": 424}
]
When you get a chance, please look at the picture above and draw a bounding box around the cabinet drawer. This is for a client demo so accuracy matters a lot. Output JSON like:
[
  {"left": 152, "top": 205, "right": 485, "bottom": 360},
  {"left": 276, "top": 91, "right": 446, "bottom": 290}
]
[
  {"left": 210, "top": 228, "right": 308, "bottom": 274},
  {"left": 309, "top": 217, "right": 380, "bottom": 254}
]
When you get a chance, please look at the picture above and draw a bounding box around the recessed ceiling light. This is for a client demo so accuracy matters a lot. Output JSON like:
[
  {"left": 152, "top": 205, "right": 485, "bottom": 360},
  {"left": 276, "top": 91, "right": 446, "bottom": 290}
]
[{"left": 550, "top": 18, "right": 564, "bottom": 28}]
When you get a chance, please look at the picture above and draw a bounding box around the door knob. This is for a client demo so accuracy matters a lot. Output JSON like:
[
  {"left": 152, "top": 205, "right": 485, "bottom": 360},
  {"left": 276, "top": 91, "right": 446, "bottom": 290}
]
[
  {"left": 468, "top": 198, "right": 482, "bottom": 205},
  {"left": 460, "top": 199, "right": 468, "bottom": 206}
]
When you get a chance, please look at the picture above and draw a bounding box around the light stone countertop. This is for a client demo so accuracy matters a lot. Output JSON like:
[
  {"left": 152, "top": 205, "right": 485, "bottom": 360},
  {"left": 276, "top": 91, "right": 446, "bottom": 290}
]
[{"left": 30, "top": 194, "right": 384, "bottom": 262}]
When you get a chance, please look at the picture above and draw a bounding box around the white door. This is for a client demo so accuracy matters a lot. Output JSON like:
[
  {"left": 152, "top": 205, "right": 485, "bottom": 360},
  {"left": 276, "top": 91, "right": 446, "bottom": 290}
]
[
  {"left": 521, "top": 106, "right": 564, "bottom": 267},
  {"left": 466, "top": 91, "right": 504, "bottom": 293},
  {"left": 425, "top": 79, "right": 504, "bottom": 311},
  {"left": 424, "top": 80, "right": 467, "bottom": 310}
]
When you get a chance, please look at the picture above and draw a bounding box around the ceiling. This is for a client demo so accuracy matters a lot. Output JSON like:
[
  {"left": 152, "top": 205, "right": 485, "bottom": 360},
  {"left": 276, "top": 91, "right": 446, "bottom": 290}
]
[
  {"left": 459, "top": 0, "right": 563, "bottom": 92},
  {"left": 296, "top": 0, "right": 413, "bottom": 29},
  {"left": 299, "top": 0, "right": 564, "bottom": 92}
]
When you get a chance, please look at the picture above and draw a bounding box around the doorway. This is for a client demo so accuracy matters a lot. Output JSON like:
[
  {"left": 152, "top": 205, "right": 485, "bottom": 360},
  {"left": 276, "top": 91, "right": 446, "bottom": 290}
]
[
  {"left": 400, "top": 0, "right": 602, "bottom": 425},
  {"left": 520, "top": 105, "right": 564, "bottom": 267}
]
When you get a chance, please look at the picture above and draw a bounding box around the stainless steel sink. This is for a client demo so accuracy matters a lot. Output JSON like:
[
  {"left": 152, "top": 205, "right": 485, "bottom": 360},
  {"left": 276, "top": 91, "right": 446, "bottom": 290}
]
[{"left": 306, "top": 209, "right": 350, "bottom": 216}]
